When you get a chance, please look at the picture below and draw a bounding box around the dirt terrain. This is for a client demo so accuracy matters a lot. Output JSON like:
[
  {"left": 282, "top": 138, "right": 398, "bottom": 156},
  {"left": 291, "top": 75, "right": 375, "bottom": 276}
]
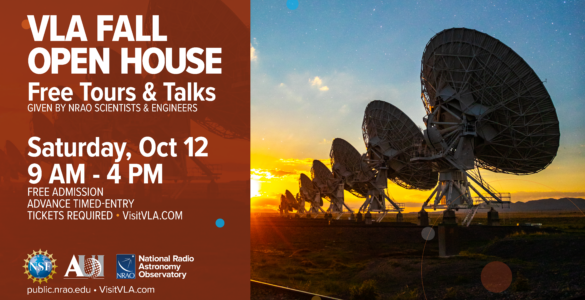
[{"left": 250, "top": 212, "right": 585, "bottom": 300}]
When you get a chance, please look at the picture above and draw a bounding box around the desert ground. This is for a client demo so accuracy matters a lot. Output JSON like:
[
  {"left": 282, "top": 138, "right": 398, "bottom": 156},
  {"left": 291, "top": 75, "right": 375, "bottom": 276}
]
[{"left": 251, "top": 211, "right": 585, "bottom": 300}]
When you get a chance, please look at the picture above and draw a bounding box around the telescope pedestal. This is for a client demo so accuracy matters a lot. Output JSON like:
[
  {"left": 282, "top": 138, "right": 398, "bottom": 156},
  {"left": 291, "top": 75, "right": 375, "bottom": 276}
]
[
  {"left": 418, "top": 209, "right": 429, "bottom": 226},
  {"left": 396, "top": 212, "right": 404, "bottom": 222},
  {"left": 438, "top": 224, "right": 459, "bottom": 257},
  {"left": 442, "top": 209, "right": 457, "bottom": 225},
  {"left": 487, "top": 207, "right": 500, "bottom": 226},
  {"left": 364, "top": 212, "right": 372, "bottom": 225}
]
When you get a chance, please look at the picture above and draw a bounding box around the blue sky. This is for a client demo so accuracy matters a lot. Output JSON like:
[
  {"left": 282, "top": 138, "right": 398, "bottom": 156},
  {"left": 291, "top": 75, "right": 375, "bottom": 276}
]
[{"left": 250, "top": 0, "right": 585, "bottom": 205}]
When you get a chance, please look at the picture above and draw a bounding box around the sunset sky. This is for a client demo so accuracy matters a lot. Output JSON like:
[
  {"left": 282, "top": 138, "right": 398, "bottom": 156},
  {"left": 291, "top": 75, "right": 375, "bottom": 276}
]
[{"left": 250, "top": 0, "right": 585, "bottom": 212}]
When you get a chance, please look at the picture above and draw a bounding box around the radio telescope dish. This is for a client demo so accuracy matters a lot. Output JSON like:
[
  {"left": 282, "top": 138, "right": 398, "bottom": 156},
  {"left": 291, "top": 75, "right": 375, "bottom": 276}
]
[
  {"left": 279, "top": 194, "right": 291, "bottom": 215},
  {"left": 300, "top": 173, "right": 317, "bottom": 202},
  {"left": 31, "top": 112, "right": 56, "bottom": 142},
  {"left": 5, "top": 141, "right": 27, "bottom": 177},
  {"left": 362, "top": 100, "right": 438, "bottom": 190},
  {"left": 330, "top": 138, "right": 373, "bottom": 198},
  {"left": 330, "top": 138, "right": 404, "bottom": 222},
  {"left": 311, "top": 160, "right": 354, "bottom": 218},
  {"left": 285, "top": 190, "right": 297, "bottom": 209},
  {"left": 415, "top": 28, "right": 559, "bottom": 225},
  {"left": 30, "top": 112, "right": 74, "bottom": 165},
  {"left": 285, "top": 189, "right": 304, "bottom": 215},
  {"left": 420, "top": 28, "right": 560, "bottom": 174},
  {"left": 300, "top": 173, "right": 323, "bottom": 216},
  {"left": 311, "top": 160, "right": 335, "bottom": 188},
  {"left": 0, "top": 150, "right": 13, "bottom": 181}
]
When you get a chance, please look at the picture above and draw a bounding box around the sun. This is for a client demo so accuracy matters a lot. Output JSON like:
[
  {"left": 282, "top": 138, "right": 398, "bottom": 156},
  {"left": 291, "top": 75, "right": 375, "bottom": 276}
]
[{"left": 251, "top": 178, "right": 261, "bottom": 197}]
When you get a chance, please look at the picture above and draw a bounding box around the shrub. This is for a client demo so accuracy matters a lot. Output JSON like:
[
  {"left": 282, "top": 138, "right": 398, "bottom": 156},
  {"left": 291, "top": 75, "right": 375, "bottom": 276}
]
[
  {"left": 349, "top": 279, "right": 379, "bottom": 300},
  {"left": 387, "top": 285, "right": 420, "bottom": 300},
  {"left": 443, "top": 287, "right": 458, "bottom": 299},
  {"left": 511, "top": 271, "right": 530, "bottom": 292},
  {"left": 454, "top": 275, "right": 469, "bottom": 284}
]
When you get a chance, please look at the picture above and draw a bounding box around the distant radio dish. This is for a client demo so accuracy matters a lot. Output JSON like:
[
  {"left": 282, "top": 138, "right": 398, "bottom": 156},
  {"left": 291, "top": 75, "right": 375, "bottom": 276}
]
[
  {"left": 362, "top": 100, "right": 438, "bottom": 190},
  {"left": 299, "top": 173, "right": 316, "bottom": 199},
  {"left": 330, "top": 138, "right": 404, "bottom": 222},
  {"left": 311, "top": 160, "right": 335, "bottom": 189},
  {"left": 5, "top": 141, "right": 27, "bottom": 177},
  {"left": 285, "top": 190, "right": 300, "bottom": 212},
  {"left": 330, "top": 138, "right": 373, "bottom": 198},
  {"left": 311, "top": 160, "right": 354, "bottom": 218},
  {"left": 279, "top": 194, "right": 291, "bottom": 214},
  {"left": 299, "top": 173, "right": 322, "bottom": 215}
]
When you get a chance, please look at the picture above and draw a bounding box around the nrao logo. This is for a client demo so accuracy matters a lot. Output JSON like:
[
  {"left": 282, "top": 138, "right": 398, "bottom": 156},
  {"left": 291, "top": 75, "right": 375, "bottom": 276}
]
[
  {"left": 64, "top": 255, "right": 104, "bottom": 279},
  {"left": 116, "top": 254, "right": 136, "bottom": 279},
  {"left": 23, "top": 249, "right": 58, "bottom": 284}
]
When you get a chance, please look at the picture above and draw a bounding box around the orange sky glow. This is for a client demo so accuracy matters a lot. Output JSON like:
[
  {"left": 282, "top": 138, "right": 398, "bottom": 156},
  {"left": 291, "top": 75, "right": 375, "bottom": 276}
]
[{"left": 250, "top": 150, "right": 585, "bottom": 214}]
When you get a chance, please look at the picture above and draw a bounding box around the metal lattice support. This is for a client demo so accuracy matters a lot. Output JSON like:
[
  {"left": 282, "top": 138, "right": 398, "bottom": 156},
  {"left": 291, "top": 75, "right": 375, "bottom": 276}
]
[
  {"left": 362, "top": 100, "right": 438, "bottom": 190},
  {"left": 420, "top": 28, "right": 560, "bottom": 174}
]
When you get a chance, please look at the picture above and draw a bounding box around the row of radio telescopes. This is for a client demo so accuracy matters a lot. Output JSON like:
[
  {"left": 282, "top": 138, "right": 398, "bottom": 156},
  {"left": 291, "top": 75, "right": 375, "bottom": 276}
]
[{"left": 278, "top": 28, "right": 560, "bottom": 226}]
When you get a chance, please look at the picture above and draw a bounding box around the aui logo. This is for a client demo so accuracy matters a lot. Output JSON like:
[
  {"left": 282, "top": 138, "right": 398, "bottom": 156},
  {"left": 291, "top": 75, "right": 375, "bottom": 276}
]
[
  {"left": 64, "top": 255, "right": 104, "bottom": 279},
  {"left": 116, "top": 254, "right": 136, "bottom": 279}
]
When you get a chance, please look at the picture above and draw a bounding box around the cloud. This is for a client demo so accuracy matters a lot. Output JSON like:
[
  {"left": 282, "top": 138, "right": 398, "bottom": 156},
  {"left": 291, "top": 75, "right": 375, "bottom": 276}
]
[
  {"left": 309, "top": 76, "right": 322, "bottom": 86},
  {"left": 251, "top": 168, "right": 300, "bottom": 180},
  {"left": 251, "top": 68, "right": 424, "bottom": 159},
  {"left": 278, "top": 158, "right": 331, "bottom": 168},
  {"left": 309, "top": 76, "right": 329, "bottom": 91},
  {"left": 279, "top": 158, "right": 313, "bottom": 165},
  {"left": 271, "top": 169, "right": 297, "bottom": 177},
  {"left": 251, "top": 44, "right": 258, "bottom": 61},
  {"left": 279, "top": 158, "right": 319, "bottom": 166}
]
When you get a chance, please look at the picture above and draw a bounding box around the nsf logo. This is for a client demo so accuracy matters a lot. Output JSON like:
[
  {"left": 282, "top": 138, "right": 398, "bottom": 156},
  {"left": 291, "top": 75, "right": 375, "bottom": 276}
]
[
  {"left": 116, "top": 254, "right": 136, "bottom": 279},
  {"left": 23, "top": 249, "right": 58, "bottom": 284}
]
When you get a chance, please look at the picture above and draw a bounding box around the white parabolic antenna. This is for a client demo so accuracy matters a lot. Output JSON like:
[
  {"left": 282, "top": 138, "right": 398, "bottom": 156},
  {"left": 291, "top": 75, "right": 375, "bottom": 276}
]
[
  {"left": 362, "top": 100, "right": 438, "bottom": 191},
  {"left": 414, "top": 28, "right": 560, "bottom": 219},
  {"left": 299, "top": 173, "right": 321, "bottom": 215},
  {"left": 279, "top": 194, "right": 292, "bottom": 215},
  {"left": 285, "top": 190, "right": 301, "bottom": 214},
  {"left": 330, "top": 138, "right": 404, "bottom": 222},
  {"left": 311, "top": 160, "right": 354, "bottom": 218}
]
